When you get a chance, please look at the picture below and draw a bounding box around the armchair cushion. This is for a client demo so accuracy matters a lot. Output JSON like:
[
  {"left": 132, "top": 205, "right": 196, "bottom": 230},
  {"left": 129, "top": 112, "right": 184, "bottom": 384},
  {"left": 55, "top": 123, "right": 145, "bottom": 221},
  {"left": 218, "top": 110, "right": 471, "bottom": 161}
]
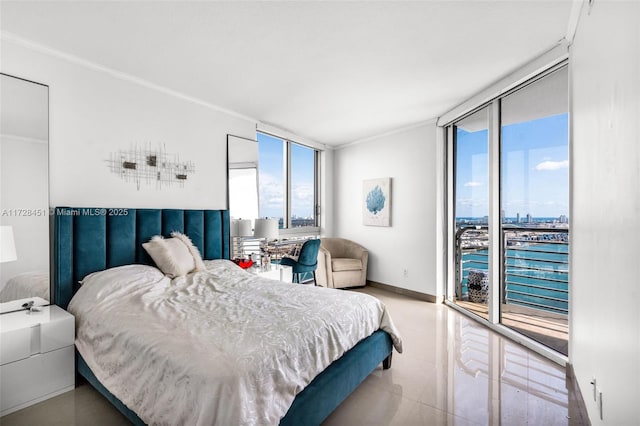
[{"left": 332, "top": 258, "right": 362, "bottom": 272}]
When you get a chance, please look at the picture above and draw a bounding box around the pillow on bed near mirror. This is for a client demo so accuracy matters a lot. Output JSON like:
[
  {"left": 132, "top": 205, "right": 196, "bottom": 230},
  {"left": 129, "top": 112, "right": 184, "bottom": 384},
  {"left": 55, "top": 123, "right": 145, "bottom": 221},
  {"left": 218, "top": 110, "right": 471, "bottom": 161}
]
[
  {"left": 170, "top": 231, "right": 206, "bottom": 271},
  {"left": 142, "top": 232, "right": 205, "bottom": 278}
]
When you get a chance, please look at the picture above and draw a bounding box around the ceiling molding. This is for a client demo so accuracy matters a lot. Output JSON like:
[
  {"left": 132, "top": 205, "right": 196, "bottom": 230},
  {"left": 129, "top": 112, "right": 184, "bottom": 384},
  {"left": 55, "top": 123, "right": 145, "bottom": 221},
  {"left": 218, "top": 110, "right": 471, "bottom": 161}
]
[
  {"left": 0, "top": 31, "right": 259, "bottom": 125},
  {"left": 336, "top": 118, "right": 438, "bottom": 150}
]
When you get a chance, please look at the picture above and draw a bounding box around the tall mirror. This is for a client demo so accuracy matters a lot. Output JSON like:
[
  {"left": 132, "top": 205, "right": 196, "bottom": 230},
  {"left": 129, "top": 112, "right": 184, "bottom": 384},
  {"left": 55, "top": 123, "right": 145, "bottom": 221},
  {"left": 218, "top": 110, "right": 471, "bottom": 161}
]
[
  {"left": 0, "top": 73, "right": 50, "bottom": 312},
  {"left": 227, "top": 134, "right": 259, "bottom": 220},
  {"left": 227, "top": 134, "right": 259, "bottom": 258}
]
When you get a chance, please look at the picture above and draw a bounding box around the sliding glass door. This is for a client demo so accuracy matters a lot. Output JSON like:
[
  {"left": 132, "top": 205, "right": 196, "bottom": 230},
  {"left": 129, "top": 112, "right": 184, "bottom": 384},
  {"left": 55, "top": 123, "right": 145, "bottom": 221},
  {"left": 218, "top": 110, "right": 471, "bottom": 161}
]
[
  {"left": 447, "top": 65, "right": 569, "bottom": 356},
  {"left": 453, "top": 107, "right": 490, "bottom": 320},
  {"left": 499, "top": 67, "right": 569, "bottom": 354}
]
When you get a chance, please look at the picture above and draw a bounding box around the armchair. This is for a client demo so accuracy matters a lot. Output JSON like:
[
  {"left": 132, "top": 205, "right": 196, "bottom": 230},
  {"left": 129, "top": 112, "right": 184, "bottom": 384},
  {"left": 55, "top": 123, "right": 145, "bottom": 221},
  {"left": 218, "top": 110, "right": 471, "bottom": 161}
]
[{"left": 316, "top": 238, "right": 368, "bottom": 289}]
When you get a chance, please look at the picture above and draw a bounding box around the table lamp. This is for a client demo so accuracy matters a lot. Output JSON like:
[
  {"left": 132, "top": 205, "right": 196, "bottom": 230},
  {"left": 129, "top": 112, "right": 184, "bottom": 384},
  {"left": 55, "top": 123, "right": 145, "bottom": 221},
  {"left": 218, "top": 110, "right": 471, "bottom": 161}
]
[{"left": 253, "top": 218, "right": 278, "bottom": 267}]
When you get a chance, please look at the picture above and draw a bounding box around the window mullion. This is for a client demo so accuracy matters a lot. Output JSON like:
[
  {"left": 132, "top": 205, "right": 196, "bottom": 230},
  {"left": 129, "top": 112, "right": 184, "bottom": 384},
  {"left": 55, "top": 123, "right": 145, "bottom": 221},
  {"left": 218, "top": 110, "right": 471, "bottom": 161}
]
[
  {"left": 488, "top": 99, "right": 501, "bottom": 324},
  {"left": 285, "top": 141, "right": 292, "bottom": 229},
  {"left": 314, "top": 150, "right": 320, "bottom": 227},
  {"left": 445, "top": 125, "right": 456, "bottom": 301}
]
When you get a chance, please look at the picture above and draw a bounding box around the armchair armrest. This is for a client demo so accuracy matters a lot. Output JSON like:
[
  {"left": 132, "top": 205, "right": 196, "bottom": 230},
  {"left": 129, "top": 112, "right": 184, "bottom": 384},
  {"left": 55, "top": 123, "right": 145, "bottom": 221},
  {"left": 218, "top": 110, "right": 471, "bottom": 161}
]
[
  {"left": 360, "top": 250, "right": 369, "bottom": 286},
  {"left": 316, "top": 246, "right": 333, "bottom": 287}
]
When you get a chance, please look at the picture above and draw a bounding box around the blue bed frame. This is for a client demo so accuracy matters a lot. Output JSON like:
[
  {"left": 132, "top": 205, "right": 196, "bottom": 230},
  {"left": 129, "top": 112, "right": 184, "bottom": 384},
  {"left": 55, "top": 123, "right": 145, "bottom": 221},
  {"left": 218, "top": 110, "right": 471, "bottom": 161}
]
[{"left": 53, "top": 207, "right": 393, "bottom": 425}]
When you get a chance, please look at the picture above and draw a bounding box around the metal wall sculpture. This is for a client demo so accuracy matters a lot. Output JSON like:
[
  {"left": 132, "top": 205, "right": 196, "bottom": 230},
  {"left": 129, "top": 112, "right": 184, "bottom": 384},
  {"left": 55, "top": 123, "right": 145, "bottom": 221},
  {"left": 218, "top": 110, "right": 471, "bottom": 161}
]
[{"left": 107, "top": 144, "right": 195, "bottom": 190}]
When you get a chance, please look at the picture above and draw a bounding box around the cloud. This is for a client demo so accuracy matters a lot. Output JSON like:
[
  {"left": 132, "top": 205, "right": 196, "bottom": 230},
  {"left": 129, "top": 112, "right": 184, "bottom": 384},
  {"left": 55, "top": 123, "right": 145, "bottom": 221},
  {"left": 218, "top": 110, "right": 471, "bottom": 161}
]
[
  {"left": 464, "top": 181, "right": 483, "bottom": 187},
  {"left": 258, "top": 174, "right": 314, "bottom": 217},
  {"left": 535, "top": 160, "right": 569, "bottom": 171},
  {"left": 259, "top": 173, "right": 284, "bottom": 210},
  {"left": 457, "top": 198, "right": 487, "bottom": 208}
]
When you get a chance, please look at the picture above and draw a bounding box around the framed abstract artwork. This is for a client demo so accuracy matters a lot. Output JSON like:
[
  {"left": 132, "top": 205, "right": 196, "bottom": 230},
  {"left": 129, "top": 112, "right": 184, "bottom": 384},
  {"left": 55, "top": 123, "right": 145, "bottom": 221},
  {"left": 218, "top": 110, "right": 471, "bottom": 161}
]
[{"left": 363, "top": 177, "right": 391, "bottom": 226}]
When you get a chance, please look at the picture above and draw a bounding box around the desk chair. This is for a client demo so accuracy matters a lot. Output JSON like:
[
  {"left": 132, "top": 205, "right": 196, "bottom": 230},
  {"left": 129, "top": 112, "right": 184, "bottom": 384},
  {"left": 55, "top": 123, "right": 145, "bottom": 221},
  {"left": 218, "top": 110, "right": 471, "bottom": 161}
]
[{"left": 280, "top": 239, "right": 321, "bottom": 285}]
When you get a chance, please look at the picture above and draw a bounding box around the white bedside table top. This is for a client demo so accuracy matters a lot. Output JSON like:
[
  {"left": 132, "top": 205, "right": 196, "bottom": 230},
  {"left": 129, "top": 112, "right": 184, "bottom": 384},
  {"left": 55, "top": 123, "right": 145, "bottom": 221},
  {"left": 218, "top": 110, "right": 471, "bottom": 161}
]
[
  {"left": 0, "top": 304, "right": 72, "bottom": 332},
  {"left": 0, "top": 297, "right": 49, "bottom": 315}
]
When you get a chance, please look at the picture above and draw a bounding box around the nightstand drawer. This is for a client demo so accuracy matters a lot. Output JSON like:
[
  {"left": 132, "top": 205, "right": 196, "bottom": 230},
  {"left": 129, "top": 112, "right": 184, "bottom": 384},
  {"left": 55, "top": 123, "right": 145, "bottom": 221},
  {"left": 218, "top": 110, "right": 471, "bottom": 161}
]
[
  {"left": 0, "top": 306, "right": 75, "bottom": 365},
  {"left": 0, "top": 345, "right": 74, "bottom": 415},
  {"left": 0, "top": 327, "right": 31, "bottom": 365},
  {"left": 41, "top": 315, "right": 75, "bottom": 353},
  {"left": 0, "top": 305, "right": 75, "bottom": 416}
]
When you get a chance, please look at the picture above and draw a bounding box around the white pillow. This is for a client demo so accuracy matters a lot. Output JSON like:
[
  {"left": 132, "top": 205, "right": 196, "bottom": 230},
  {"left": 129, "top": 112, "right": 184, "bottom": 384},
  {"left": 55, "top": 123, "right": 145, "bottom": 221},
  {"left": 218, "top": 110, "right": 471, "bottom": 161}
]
[
  {"left": 142, "top": 235, "right": 196, "bottom": 278},
  {"left": 170, "top": 231, "right": 206, "bottom": 272}
]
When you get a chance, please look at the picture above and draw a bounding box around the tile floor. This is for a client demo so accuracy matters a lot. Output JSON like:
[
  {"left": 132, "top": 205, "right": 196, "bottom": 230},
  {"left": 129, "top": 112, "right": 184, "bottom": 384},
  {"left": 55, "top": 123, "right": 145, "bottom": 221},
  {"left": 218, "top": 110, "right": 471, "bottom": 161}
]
[{"left": 1, "top": 286, "right": 582, "bottom": 425}]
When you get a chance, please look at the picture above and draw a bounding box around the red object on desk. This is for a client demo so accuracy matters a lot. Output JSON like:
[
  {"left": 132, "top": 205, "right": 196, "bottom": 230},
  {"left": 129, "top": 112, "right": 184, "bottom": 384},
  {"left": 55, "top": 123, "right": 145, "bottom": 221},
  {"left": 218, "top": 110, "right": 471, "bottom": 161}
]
[{"left": 233, "top": 259, "right": 254, "bottom": 269}]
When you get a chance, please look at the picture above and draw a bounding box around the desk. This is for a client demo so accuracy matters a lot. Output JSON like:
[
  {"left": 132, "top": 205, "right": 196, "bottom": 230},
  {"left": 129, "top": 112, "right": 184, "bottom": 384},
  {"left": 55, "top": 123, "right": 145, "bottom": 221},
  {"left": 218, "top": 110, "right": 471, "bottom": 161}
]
[{"left": 249, "top": 264, "right": 293, "bottom": 282}]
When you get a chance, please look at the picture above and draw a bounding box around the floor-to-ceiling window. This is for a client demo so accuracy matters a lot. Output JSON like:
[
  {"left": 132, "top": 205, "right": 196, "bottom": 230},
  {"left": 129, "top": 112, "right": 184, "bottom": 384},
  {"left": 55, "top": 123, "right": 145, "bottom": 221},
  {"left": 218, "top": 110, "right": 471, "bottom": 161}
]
[{"left": 447, "top": 64, "right": 569, "bottom": 357}]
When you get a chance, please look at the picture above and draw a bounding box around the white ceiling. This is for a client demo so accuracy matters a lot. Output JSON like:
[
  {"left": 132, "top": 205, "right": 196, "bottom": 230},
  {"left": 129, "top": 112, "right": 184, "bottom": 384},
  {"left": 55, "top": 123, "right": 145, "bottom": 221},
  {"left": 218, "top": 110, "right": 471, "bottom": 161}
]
[{"left": 0, "top": 1, "right": 574, "bottom": 147}]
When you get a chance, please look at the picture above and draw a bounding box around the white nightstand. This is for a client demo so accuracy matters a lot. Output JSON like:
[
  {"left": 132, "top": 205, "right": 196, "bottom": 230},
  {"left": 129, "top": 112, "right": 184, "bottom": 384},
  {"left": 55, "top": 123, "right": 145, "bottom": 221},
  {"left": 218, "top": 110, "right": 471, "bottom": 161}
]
[
  {"left": 0, "top": 304, "right": 75, "bottom": 416},
  {"left": 250, "top": 264, "right": 293, "bottom": 282}
]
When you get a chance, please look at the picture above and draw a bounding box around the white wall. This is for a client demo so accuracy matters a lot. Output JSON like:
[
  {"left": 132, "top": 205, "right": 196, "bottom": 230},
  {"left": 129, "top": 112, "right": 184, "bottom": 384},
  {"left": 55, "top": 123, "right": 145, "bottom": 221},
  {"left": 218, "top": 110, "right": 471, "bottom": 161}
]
[
  {"left": 320, "top": 148, "right": 335, "bottom": 237},
  {"left": 570, "top": 1, "right": 640, "bottom": 424},
  {"left": 333, "top": 122, "right": 438, "bottom": 297},
  {"left": 1, "top": 39, "right": 256, "bottom": 209}
]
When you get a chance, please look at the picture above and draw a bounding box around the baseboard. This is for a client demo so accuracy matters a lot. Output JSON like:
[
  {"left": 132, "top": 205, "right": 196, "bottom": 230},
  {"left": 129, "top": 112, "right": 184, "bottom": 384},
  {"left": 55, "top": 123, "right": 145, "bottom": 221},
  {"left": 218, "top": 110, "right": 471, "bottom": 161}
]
[
  {"left": 366, "top": 280, "right": 441, "bottom": 303},
  {"left": 566, "top": 363, "right": 591, "bottom": 426}
]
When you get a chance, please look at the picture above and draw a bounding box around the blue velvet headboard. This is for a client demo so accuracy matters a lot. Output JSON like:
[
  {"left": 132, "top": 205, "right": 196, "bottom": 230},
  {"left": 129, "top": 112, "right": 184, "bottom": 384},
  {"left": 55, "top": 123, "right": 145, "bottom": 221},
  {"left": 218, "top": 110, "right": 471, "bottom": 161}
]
[{"left": 54, "top": 207, "right": 230, "bottom": 309}]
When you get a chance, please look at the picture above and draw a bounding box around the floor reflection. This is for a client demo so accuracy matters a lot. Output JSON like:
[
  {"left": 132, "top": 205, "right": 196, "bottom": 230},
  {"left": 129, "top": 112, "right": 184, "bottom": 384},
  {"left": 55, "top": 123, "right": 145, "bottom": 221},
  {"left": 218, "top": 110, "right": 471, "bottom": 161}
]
[
  {"left": 450, "top": 315, "right": 568, "bottom": 425},
  {"left": 325, "top": 286, "right": 574, "bottom": 425}
]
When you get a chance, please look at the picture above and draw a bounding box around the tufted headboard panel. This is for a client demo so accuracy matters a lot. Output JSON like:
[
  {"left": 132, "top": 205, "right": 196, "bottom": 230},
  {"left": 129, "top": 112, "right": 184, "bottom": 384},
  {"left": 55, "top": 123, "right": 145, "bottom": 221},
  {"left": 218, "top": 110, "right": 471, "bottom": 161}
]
[{"left": 53, "top": 207, "right": 230, "bottom": 309}]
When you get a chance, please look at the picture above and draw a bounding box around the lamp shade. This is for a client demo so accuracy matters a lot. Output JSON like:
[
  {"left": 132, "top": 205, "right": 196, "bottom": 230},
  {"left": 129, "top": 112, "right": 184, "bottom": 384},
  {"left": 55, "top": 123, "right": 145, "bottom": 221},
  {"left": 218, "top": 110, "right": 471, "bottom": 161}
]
[
  {"left": 236, "top": 219, "right": 253, "bottom": 237},
  {"left": 230, "top": 219, "right": 239, "bottom": 237},
  {"left": 0, "top": 226, "right": 18, "bottom": 263},
  {"left": 253, "top": 218, "right": 279, "bottom": 241}
]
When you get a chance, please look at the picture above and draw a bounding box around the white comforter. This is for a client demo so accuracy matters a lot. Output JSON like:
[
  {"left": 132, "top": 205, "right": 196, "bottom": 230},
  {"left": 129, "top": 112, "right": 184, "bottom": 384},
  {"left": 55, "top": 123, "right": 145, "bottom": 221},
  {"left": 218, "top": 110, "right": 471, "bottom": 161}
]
[{"left": 68, "top": 260, "right": 402, "bottom": 426}]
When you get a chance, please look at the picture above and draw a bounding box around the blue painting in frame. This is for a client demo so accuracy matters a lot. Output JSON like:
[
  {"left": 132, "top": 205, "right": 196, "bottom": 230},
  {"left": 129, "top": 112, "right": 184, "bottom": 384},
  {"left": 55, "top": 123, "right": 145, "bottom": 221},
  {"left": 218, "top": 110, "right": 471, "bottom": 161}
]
[{"left": 363, "top": 177, "right": 391, "bottom": 226}]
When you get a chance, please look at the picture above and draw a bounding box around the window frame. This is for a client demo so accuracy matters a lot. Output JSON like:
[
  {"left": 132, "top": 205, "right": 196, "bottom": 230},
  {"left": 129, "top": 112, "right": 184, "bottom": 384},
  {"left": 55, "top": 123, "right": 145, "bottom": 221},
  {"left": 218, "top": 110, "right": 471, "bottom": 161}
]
[{"left": 257, "top": 130, "right": 321, "bottom": 236}]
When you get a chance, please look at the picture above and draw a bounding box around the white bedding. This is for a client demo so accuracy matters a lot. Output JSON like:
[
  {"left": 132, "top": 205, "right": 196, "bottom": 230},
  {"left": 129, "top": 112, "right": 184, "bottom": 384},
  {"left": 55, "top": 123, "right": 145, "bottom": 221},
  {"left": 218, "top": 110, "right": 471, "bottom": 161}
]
[{"left": 68, "top": 260, "right": 402, "bottom": 425}]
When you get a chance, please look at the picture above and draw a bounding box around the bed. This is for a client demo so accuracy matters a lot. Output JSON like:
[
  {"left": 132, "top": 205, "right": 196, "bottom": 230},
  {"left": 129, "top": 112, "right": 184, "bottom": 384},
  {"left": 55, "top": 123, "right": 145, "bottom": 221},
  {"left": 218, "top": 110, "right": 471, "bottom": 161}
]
[{"left": 53, "top": 207, "right": 401, "bottom": 425}]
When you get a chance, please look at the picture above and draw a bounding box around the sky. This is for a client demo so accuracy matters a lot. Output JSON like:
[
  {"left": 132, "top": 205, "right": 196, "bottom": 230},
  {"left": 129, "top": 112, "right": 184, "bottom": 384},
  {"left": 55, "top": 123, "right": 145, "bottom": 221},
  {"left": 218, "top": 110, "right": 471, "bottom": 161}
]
[
  {"left": 258, "top": 132, "right": 315, "bottom": 220},
  {"left": 455, "top": 113, "right": 569, "bottom": 219}
]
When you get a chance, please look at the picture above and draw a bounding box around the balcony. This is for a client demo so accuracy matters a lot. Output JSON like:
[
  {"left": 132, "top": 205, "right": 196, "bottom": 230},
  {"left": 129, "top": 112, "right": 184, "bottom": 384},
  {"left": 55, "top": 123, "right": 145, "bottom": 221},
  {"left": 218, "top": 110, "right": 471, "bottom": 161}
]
[{"left": 455, "top": 226, "right": 569, "bottom": 355}]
